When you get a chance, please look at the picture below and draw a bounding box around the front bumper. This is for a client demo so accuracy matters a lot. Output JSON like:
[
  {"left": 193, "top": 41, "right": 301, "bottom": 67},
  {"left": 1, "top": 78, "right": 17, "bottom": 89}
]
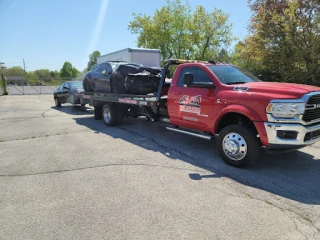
[{"left": 264, "top": 122, "right": 320, "bottom": 147}]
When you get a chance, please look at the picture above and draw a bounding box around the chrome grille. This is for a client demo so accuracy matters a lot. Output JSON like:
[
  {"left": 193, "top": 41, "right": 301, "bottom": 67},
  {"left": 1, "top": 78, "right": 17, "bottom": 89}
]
[{"left": 303, "top": 94, "right": 320, "bottom": 122}]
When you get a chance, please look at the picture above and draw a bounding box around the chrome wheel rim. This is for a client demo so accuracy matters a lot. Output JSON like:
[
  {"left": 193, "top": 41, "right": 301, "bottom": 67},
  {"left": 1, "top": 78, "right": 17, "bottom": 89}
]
[
  {"left": 222, "top": 132, "right": 247, "bottom": 161},
  {"left": 103, "top": 107, "right": 111, "bottom": 123}
]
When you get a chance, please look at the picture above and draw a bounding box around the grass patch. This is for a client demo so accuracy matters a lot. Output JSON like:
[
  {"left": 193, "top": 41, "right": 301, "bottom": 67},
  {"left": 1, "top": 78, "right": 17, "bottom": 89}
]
[
  {"left": 32, "top": 136, "right": 36, "bottom": 139},
  {"left": 244, "top": 192, "right": 253, "bottom": 199},
  {"left": 265, "top": 200, "right": 273, "bottom": 205},
  {"left": 0, "top": 140, "right": 4, "bottom": 142},
  {"left": 21, "top": 138, "right": 28, "bottom": 140},
  {"left": 304, "top": 216, "right": 312, "bottom": 223}
]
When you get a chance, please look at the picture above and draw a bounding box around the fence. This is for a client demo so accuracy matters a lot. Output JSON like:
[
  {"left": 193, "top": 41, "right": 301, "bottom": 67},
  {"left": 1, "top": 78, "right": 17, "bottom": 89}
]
[{"left": 4, "top": 85, "right": 59, "bottom": 95}]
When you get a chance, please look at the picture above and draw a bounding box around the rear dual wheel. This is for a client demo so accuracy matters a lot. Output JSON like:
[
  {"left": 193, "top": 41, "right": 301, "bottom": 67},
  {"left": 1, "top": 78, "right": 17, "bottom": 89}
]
[{"left": 102, "top": 104, "right": 126, "bottom": 126}]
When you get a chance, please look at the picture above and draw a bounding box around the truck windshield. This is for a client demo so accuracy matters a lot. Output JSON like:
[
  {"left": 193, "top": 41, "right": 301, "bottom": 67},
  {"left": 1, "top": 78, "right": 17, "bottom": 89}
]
[{"left": 208, "top": 65, "right": 261, "bottom": 85}]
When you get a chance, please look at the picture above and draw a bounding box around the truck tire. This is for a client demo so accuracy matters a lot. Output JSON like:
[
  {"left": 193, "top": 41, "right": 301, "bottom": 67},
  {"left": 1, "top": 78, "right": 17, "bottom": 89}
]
[
  {"left": 217, "top": 124, "right": 260, "bottom": 167},
  {"left": 117, "top": 105, "right": 127, "bottom": 125},
  {"left": 94, "top": 105, "right": 103, "bottom": 120},
  {"left": 102, "top": 104, "right": 118, "bottom": 126}
]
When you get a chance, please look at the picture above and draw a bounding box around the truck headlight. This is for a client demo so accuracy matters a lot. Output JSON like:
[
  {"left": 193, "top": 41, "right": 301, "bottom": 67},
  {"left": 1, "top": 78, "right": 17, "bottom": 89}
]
[{"left": 266, "top": 102, "right": 305, "bottom": 118}]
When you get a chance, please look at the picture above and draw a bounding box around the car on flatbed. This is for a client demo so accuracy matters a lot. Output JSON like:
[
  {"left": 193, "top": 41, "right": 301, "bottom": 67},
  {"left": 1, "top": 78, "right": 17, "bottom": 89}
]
[
  {"left": 80, "top": 59, "right": 320, "bottom": 167},
  {"left": 82, "top": 61, "right": 162, "bottom": 94}
]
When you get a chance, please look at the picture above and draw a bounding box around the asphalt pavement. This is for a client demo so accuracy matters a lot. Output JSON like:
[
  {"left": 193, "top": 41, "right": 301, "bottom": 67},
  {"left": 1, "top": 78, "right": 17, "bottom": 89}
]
[{"left": 0, "top": 95, "right": 320, "bottom": 240}]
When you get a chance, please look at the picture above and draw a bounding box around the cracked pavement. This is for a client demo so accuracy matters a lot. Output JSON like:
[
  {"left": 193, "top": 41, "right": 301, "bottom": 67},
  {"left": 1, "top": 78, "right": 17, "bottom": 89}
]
[{"left": 0, "top": 95, "right": 320, "bottom": 240}]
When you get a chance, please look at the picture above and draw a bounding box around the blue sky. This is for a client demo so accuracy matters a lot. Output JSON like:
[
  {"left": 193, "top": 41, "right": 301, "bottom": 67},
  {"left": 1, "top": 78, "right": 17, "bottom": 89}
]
[{"left": 0, "top": 0, "right": 251, "bottom": 71}]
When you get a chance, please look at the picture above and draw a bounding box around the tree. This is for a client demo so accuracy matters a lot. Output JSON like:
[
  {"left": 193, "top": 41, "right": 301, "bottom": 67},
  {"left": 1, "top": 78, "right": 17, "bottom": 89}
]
[
  {"left": 87, "top": 51, "right": 101, "bottom": 71},
  {"left": 35, "top": 69, "right": 51, "bottom": 82},
  {"left": 241, "top": 0, "right": 320, "bottom": 85},
  {"left": 26, "top": 71, "right": 40, "bottom": 85},
  {"left": 50, "top": 70, "right": 61, "bottom": 80},
  {"left": 60, "top": 61, "right": 79, "bottom": 79},
  {"left": 3, "top": 66, "right": 25, "bottom": 76},
  {"left": 128, "top": 0, "right": 234, "bottom": 62}
]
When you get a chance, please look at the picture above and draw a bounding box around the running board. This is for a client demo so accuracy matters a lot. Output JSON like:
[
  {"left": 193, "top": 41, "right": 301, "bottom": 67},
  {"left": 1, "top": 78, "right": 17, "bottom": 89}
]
[{"left": 166, "top": 127, "right": 213, "bottom": 140}]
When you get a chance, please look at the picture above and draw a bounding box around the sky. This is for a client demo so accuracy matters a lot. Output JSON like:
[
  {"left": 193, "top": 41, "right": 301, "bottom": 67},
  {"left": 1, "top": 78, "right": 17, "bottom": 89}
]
[{"left": 0, "top": 0, "right": 252, "bottom": 71}]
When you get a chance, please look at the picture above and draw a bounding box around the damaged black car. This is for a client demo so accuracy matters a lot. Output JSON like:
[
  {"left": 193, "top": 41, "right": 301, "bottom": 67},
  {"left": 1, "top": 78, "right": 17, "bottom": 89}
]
[{"left": 82, "top": 61, "right": 162, "bottom": 95}]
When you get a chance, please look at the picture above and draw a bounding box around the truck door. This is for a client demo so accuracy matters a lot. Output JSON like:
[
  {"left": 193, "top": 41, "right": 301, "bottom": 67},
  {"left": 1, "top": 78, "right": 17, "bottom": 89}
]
[{"left": 168, "top": 66, "right": 216, "bottom": 132}]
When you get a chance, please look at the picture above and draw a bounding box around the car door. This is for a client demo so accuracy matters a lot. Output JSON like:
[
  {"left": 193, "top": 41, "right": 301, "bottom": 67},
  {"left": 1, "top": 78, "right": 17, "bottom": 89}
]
[
  {"left": 56, "top": 83, "right": 68, "bottom": 102},
  {"left": 60, "top": 82, "right": 70, "bottom": 103},
  {"left": 93, "top": 63, "right": 111, "bottom": 92},
  {"left": 55, "top": 83, "right": 64, "bottom": 101},
  {"left": 168, "top": 66, "right": 216, "bottom": 132}
]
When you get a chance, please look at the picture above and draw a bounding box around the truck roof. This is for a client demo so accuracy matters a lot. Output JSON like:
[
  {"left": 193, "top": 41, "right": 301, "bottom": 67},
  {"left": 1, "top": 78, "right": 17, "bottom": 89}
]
[{"left": 164, "top": 58, "right": 235, "bottom": 66}]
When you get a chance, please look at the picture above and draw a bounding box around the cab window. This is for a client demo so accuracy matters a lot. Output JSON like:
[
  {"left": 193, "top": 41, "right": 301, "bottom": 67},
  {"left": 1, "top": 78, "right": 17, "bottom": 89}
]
[{"left": 177, "top": 67, "right": 212, "bottom": 87}]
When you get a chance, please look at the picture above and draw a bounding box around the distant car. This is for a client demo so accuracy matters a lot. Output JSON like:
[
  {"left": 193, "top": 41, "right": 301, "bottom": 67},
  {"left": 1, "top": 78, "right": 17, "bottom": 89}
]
[
  {"left": 53, "top": 81, "right": 85, "bottom": 107},
  {"left": 82, "top": 61, "right": 162, "bottom": 94}
]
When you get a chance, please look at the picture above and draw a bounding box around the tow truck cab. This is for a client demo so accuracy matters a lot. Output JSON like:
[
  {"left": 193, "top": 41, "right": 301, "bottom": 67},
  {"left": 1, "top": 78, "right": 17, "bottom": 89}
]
[{"left": 164, "top": 59, "right": 320, "bottom": 167}]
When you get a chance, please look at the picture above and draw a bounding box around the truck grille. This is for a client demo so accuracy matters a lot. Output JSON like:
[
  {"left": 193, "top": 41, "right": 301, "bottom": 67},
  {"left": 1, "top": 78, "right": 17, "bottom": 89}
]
[
  {"left": 304, "top": 129, "right": 320, "bottom": 142},
  {"left": 303, "top": 94, "right": 320, "bottom": 122}
]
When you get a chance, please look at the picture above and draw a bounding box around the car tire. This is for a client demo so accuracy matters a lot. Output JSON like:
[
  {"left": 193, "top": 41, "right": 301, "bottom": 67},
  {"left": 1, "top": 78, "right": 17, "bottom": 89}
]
[
  {"left": 111, "top": 77, "right": 126, "bottom": 94},
  {"left": 102, "top": 104, "right": 118, "bottom": 126},
  {"left": 83, "top": 78, "right": 93, "bottom": 92},
  {"left": 217, "top": 124, "right": 260, "bottom": 168},
  {"left": 55, "top": 98, "right": 61, "bottom": 107}
]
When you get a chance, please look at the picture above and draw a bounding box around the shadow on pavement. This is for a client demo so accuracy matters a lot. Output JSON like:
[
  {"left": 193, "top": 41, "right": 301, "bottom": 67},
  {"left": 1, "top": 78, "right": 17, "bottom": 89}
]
[
  {"left": 51, "top": 105, "right": 93, "bottom": 116},
  {"left": 73, "top": 114, "right": 320, "bottom": 205}
]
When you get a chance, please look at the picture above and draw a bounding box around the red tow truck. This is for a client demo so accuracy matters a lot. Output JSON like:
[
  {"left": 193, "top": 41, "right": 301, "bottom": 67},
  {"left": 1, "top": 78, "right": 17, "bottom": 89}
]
[{"left": 80, "top": 59, "right": 320, "bottom": 167}]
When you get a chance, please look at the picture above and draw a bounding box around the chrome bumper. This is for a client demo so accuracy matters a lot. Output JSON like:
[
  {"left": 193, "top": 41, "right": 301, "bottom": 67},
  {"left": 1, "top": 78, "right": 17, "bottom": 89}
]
[{"left": 264, "top": 122, "right": 320, "bottom": 146}]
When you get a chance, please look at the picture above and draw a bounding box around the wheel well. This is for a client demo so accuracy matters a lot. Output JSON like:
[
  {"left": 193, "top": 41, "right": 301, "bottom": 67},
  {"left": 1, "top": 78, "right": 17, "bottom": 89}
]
[{"left": 216, "top": 113, "right": 258, "bottom": 135}]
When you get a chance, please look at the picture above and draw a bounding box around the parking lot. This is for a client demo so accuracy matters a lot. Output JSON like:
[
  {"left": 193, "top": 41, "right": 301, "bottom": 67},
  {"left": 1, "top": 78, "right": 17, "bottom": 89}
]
[{"left": 1, "top": 95, "right": 320, "bottom": 239}]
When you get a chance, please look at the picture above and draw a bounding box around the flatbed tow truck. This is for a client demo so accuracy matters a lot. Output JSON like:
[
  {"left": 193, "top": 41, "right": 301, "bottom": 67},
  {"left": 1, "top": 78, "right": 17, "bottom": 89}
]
[{"left": 80, "top": 59, "right": 320, "bottom": 167}]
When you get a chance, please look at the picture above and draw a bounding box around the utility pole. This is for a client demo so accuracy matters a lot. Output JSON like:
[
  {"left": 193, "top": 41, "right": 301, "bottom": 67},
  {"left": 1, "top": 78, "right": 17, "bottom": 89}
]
[
  {"left": 23, "top": 59, "right": 27, "bottom": 90},
  {"left": 23, "top": 59, "right": 26, "bottom": 77}
]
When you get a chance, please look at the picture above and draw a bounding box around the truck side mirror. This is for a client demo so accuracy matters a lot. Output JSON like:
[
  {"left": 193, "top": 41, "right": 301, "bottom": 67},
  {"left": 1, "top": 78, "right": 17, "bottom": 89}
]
[{"left": 184, "top": 73, "right": 193, "bottom": 87}]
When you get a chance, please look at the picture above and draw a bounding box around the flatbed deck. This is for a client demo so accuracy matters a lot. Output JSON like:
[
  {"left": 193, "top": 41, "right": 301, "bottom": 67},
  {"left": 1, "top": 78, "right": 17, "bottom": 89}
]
[{"left": 80, "top": 92, "right": 160, "bottom": 107}]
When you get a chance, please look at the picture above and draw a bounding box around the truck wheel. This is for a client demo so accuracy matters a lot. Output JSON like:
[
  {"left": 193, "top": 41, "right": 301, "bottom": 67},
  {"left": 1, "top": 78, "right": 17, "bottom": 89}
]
[
  {"left": 94, "top": 105, "right": 103, "bottom": 120},
  {"left": 117, "top": 105, "right": 128, "bottom": 125},
  {"left": 102, "top": 104, "right": 118, "bottom": 126},
  {"left": 55, "top": 98, "right": 61, "bottom": 107},
  {"left": 217, "top": 124, "right": 260, "bottom": 167}
]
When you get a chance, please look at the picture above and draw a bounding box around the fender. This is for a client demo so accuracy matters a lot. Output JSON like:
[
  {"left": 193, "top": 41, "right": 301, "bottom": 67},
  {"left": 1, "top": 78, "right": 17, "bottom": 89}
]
[{"left": 213, "top": 104, "right": 269, "bottom": 146}]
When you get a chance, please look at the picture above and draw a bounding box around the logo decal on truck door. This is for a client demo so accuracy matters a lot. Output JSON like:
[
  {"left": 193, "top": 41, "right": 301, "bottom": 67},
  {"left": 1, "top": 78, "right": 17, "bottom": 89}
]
[{"left": 178, "top": 95, "right": 208, "bottom": 117}]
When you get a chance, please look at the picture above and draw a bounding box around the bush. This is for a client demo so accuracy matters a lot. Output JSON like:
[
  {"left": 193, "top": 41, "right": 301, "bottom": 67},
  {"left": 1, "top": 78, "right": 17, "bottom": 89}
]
[{"left": 1, "top": 73, "right": 9, "bottom": 95}]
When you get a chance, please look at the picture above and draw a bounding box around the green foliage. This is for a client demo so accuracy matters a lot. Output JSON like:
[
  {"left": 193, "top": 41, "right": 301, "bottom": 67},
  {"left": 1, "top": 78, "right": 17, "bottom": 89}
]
[
  {"left": 26, "top": 71, "right": 39, "bottom": 85},
  {"left": 1, "top": 73, "right": 9, "bottom": 95},
  {"left": 60, "top": 61, "right": 79, "bottom": 79},
  {"left": 2, "top": 66, "right": 25, "bottom": 76},
  {"left": 128, "top": 0, "right": 234, "bottom": 62},
  {"left": 234, "top": 0, "right": 320, "bottom": 85},
  {"left": 87, "top": 51, "right": 101, "bottom": 71}
]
